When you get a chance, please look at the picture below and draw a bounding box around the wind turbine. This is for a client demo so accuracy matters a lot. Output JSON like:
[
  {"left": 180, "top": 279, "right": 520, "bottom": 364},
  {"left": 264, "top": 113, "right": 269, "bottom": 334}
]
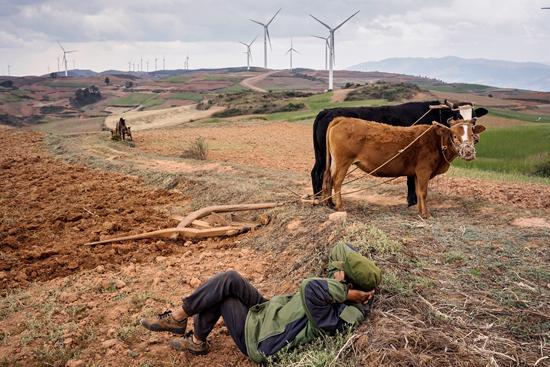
[
  {"left": 240, "top": 35, "right": 258, "bottom": 71},
  {"left": 7, "top": 65, "right": 11, "bottom": 77},
  {"left": 185, "top": 55, "right": 189, "bottom": 70},
  {"left": 140, "top": 58, "right": 143, "bottom": 72},
  {"left": 310, "top": 10, "right": 360, "bottom": 91},
  {"left": 128, "top": 61, "right": 131, "bottom": 72},
  {"left": 146, "top": 60, "right": 149, "bottom": 72},
  {"left": 250, "top": 8, "right": 281, "bottom": 69},
  {"left": 312, "top": 34, "right": 330, "bottom": 70},
  {"left": 163, "top": 57, "right": 165, "bottom": 70},
  {"left": 57, "top": 42, "right": 76, "bottom": 77},
  {"left": 155, "top": 58, "right": 158, "bottom": 71},
  {"left": 285, "top": 39, "right": 299, "bottom": 72}
]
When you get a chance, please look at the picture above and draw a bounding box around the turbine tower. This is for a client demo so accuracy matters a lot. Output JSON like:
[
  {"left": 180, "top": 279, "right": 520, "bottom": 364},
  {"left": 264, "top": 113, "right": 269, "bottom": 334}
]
[
  {"left": 285, "top": 39, "right": 299, "bottom": 72},
  {"left": 185, "top": 55, "right": 189, "bottom": 70},
  {"left": 250, "top": 8, "right": 281, "bottom": 69},
  {"left": 146, "top": 60, "right": 149, "bottom": 72},
  {"left": 140, "top": 58, "right": 143, "bottom": 72},
  {"left": 163, "top": 57, "right": 165, "bottom": 70},
  {"left": 312, "top": 34, "right": 330, "bottom": 71},
  {"left": 310, "top": 10, "right": 359, "bottom": 91},
  {"left": 155, "top": 58, "right": 158, "bottom": 71},
  {"left": 57, "top": 42, "right": 76, "bottom": 77},
  {"left": 239, "top": 35, "right": 258, "bottom": 71},
  {"left": 7, "top": 65, "right": 11, "bottom": 77},
  {"left": 128, "top": 61, "right": 131, "bottom": 72}
]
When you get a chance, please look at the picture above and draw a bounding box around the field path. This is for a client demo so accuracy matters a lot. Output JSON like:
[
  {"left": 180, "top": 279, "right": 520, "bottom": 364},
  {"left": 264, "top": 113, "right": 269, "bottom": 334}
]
[
  {"left": 104, "top": 104, "right": 224, "bottom": 131},
  {"left": 239, "top": 70, "right": 278, "bottom": 93},
  {"left": 331, "top": 88, "right": 353, "bottom": 102}
]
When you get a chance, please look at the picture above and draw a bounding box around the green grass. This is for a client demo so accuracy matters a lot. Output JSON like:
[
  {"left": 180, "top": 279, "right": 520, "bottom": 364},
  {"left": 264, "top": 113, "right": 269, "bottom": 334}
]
[
  {"left": 453, "top": 123, "right": 550, "bottom": 177},
  {"left": 109, "top": 93, "right": 164, "bottom": 108},
  {"left": 267, "top": 329, "right": 359, "bottom": 367},
  {"left": 160, "top": 76, "right": 191, "bottom": 83},
  {"left": 215, "top": 84, "right": 249, "bottom": 94},
  {"left": 0, "top": 90, "right": 28, "bottom": 102},
  {"left": 489, "top": 108, "right": 550, "bottom": 123},
  {"left": 168, "top": 92, "right": 203, "bottom": 102}
]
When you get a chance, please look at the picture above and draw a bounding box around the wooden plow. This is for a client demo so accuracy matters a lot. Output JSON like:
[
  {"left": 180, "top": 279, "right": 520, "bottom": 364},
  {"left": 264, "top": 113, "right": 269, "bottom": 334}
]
[{"left": 83, "top": 203, "right": 280, "bottom": 246}]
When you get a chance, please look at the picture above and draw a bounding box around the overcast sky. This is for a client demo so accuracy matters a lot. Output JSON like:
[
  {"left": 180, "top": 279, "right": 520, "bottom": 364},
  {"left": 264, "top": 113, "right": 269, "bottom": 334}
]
[{"left": 1, "top": 0, "right": 550, "bottom": 76}]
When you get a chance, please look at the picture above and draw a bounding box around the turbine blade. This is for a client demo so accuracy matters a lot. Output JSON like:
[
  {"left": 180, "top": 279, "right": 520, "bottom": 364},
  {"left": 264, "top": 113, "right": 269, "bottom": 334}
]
[
  {"left": 267, "top": 28, "right": 272, "bottom": 50},
  {"left": 267, "top": 8, "right": 282, "bottom": 26},
  {"left": 310, "top": 14, "right": 332, "bottom": 30},
  {"left": 249, "top": 19, "right": 265, "bottom": 26},
  {"left": 239, "top": 42, "right": 248, "bottom": 47},
  {"left": 57, "top": 41, "right": 65, "bottom": 52},
  {"left": 334, "top": 10, "right": 360, "bottom": 30},
  {"left": 312, "top": 35, "right": 327, "bottom": 40},
  {"left": 250, "top": 34, "right": 259, "bottom": 46}
]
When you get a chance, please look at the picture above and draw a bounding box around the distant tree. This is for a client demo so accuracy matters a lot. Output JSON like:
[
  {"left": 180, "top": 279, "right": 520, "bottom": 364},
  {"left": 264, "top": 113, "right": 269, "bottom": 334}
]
[
  {"left": 104, "top": 77, "right": 110, "bottom": 85},
  {"left": 124, "top": 80, "right": 134, "bottom": 89},
  {"left": 70, "top": 85, "right": 102, "bottom": 107},
  {"left": 0, "top": 80, "right": 14, "bottom": 88},
  {"left": 49, "top": 72, "right": 58, "bottom": 79}
]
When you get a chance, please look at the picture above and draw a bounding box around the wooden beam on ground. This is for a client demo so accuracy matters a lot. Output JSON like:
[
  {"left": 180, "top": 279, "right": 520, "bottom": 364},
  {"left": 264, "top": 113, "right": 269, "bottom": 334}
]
[
  {"left": 83, "top": 225, "right": 252, "bottom": 246},
  {"left": 171, "top": 203, "right": 279, "bottom": 239}
]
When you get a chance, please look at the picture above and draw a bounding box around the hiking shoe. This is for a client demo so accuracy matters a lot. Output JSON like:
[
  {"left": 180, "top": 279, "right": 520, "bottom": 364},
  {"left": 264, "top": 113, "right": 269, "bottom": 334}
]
[
  {"left": 140, "top": 310, "right": 187, "bottom": 335},
  {"left": 170, "top": 332, "right": 210, "bottom": 355}
]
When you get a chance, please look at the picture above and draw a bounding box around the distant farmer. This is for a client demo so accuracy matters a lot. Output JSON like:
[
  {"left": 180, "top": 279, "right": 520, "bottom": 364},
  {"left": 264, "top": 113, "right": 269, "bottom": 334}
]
[
  {"left": 115, "top": 117, "right": 131, "bottom": 141},
  {"left": 140, "top": 243, "right": 381, "bottom": 363}
]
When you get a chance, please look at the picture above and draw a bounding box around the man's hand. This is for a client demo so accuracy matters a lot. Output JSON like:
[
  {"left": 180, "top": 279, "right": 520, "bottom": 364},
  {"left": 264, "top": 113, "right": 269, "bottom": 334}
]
[
  {"left": 347, "top": 289, "right": 375, "bottom": 304},
  {"left": 333, "top": 271, "right": 346, "bottom": 282}
]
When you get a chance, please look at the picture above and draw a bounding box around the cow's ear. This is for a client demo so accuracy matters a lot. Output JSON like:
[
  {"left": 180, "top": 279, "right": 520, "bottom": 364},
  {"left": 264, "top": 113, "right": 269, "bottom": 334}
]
[
  {"left": 475, "top": 107, "right": 488, "bottom": 118},
  {"left": 473, "top": 125, "right": 486, "bottom": 134},
  {"left": 434, "top": 125, "right": 449, "bottom": 137}
]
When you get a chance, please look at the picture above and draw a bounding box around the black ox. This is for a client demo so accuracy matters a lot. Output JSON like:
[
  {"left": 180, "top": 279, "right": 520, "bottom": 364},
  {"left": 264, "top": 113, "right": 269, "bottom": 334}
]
[{"left": 310, "top": 100, "right": 488, "bottom": 206}]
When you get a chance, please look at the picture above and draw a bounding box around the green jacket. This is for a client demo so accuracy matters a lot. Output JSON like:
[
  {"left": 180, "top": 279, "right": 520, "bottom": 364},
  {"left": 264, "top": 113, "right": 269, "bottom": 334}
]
[{"left": 244, "top": 243, "right": 367, "bottom": 363}]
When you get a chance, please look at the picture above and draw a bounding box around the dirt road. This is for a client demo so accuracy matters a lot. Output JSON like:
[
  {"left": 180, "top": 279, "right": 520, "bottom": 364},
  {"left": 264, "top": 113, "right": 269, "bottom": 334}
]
[
  {"left": 104, "top": 104, "right": 224, "bottom": 131},
  {"left": 239, "top": 71, "right": 278, "bottom": 93}
]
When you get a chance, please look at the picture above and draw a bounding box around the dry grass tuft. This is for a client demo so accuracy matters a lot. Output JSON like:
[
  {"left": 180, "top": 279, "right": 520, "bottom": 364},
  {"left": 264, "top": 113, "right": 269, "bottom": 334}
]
[{"left": 181, "top": 136, "right": 209, "bottom": 160}]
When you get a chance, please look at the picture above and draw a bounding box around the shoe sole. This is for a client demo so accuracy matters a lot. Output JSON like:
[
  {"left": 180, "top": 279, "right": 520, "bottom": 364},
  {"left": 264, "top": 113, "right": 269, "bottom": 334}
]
[
  {"left": 169, "top": 339, "right": 210, "bottom": 355},
  {"left": 140, "top": 319, "right": 186, "bottom": 335}
]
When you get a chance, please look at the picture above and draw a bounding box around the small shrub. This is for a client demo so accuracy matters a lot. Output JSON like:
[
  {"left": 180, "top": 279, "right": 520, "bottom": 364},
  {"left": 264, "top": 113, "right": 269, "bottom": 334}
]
[
  {"left": 181, "top": 137, "right": 208, "bottom": 160},
  {"left": 531, "top": 159, "right": 550, "bottom": 178},
  {"left": 444, "top": 251, "right": 466, "bottom": 264},
  {"left": 212, "top": 108, "right": 243, "bottom": 118}
]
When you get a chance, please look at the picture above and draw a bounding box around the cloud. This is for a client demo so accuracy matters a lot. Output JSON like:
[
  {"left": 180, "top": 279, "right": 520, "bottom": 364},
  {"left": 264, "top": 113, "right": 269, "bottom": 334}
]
[{"left": 1, "top": 0, "right": 550, "bottom": 75}]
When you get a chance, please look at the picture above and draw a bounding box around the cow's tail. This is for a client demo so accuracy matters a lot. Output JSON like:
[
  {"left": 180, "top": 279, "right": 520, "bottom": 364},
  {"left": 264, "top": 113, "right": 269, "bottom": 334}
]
[
  {"left": 311, "top": 110, "right": 329, "bottom": 197},
  {"left": 322, "top": 118, "right": 337, "bottom": 203}
]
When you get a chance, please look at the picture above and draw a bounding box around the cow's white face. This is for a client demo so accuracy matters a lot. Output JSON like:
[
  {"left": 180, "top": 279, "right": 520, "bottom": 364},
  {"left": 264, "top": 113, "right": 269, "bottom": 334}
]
[{"left": 449, "top": 121, "right": 486, "bottom": 161}]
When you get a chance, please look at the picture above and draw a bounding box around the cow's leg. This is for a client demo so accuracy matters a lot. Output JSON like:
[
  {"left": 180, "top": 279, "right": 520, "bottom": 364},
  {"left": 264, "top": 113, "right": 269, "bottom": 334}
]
[
  {"left": 311, "top": 164, "right": 321, "bottom": 198},
  {"left": 407, "top": 176, "right": 418, "bottom": 207},
  {"left": 414, "top": 173, "right": 431, "bottom": 218},
  {"left": 332, "top": 160, "right": 353, "bottom": 211}
]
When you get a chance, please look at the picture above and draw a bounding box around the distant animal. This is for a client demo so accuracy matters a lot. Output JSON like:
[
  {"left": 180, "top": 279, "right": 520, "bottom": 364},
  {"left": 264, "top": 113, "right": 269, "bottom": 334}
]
[
  {"left": 311, "top": 101, "right": 489, "bottom": 206},
  {"left": 114, "top": 117, "right": 132, "bottom": 141},
  {"left": 322, "top": 117, "right": 486, "bottom": 218}
]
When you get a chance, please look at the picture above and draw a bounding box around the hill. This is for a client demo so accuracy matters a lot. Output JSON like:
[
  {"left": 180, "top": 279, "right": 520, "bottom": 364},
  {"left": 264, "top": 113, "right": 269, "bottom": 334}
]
[{"left": 349, "top": 56, "right": 550, "bottom": 92}]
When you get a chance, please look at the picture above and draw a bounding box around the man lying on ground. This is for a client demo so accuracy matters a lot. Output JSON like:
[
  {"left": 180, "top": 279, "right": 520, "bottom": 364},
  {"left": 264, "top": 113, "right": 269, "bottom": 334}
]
[{"left": 139, "top": 243, "right": 381, "bottom": 363}]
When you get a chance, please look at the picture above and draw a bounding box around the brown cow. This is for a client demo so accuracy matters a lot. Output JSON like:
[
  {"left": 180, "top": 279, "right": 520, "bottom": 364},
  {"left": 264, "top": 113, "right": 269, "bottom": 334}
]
[{"left": 322, "top": 117, "right": 486, "bottom": 218}]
